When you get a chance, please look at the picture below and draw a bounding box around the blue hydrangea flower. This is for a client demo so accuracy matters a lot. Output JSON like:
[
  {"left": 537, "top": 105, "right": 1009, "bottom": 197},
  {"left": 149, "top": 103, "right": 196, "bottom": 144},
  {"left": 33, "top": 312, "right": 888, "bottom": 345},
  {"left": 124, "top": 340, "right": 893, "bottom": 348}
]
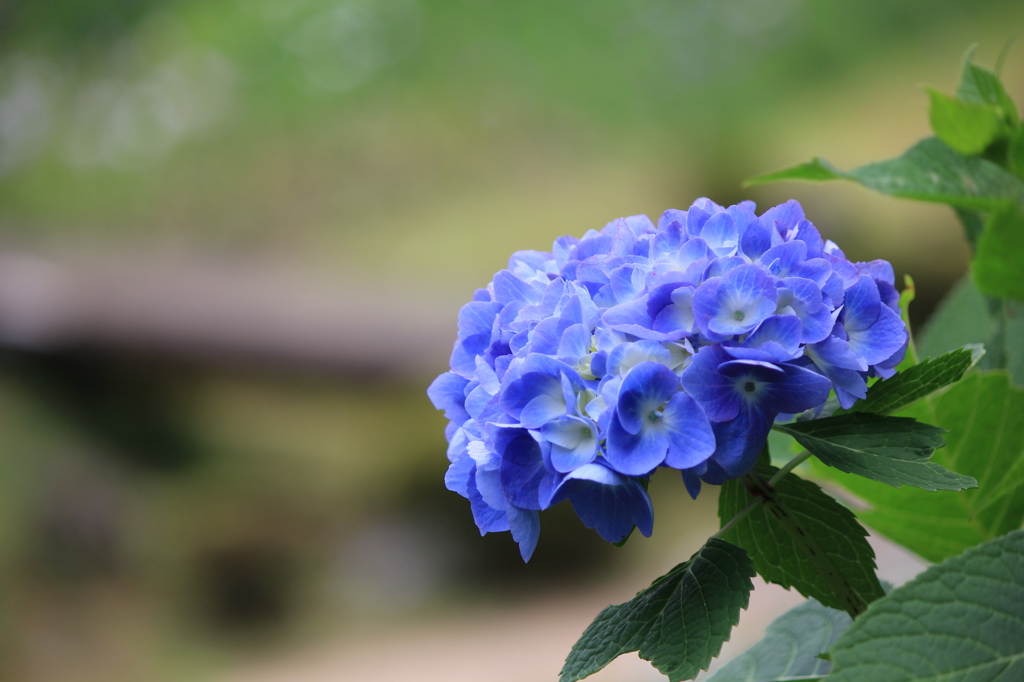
[{"left": 428, "top": 197, "right": 907, "bottom": 560}]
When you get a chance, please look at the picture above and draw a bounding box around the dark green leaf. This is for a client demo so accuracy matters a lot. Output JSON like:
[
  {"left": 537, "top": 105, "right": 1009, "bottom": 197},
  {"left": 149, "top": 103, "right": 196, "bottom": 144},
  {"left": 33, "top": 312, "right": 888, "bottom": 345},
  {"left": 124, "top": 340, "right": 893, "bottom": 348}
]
[
  {"left": 747, "top": 137, "right": 1024, "bottom": 210},
  {"left": 956, "top": 54, "right": 1019, "bottom": 125},
  {"left": 776, "top": 414, "right": 973, "bottom": 491},
  {"left": 927, "top": 88, "right": 1005, "bottom": 155},
  {"left": 810, "top": 372, "right": 1024, "bottom": 562},
  {"left": 707, "top": 598, "right": 850, "bottom": 682},
  {"left": 827, "top": 530, "right": 1024, "bottom": 682},
  {"left": 974, "top": 203, "right": 1024, "bottom": 302},
  {"left": 718, "top": 459, "right": 884, "bottom": 617},
  {"left": 560, "top": 538, "right": 754, "bottom": 682},
  {"left": 840, "top": 345, "right": 983, "bottom": 416},
  {"left": 916, "top": 274, "right": 994, "bottom": 360}
]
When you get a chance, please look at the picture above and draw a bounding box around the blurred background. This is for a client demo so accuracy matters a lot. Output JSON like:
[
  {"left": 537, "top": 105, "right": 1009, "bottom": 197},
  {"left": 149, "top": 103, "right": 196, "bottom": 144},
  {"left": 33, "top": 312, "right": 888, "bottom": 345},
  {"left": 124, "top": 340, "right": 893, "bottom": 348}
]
[{"left": 0, "top": 1, "right": 1021, "bottom": 680}]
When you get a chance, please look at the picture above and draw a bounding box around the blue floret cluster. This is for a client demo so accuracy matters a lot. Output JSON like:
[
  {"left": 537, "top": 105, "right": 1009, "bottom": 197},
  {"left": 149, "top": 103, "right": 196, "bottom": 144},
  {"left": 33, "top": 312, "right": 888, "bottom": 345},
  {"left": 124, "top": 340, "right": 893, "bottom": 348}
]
[{"left": 428, "top": 198, "right": 907, "bottom": 560}]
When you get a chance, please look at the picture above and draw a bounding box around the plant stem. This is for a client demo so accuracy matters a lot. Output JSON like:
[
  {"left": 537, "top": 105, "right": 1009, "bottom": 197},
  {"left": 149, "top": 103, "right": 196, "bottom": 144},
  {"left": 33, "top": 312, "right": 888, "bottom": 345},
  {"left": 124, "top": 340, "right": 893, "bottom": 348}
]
[
  {"left": 712, "top": 495, "right": 763, "bottom": 539},
  {"left": 769, "top": 451, "right": 812, "bottom": 486}
]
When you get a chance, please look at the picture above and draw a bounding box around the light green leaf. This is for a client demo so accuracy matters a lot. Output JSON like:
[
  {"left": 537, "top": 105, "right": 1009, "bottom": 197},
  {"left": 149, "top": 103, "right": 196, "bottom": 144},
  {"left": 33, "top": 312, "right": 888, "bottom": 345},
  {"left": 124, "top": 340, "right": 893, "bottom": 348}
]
[
  {"left": 974, "top": 203, "right": 1024, "bottom": 302},
  {"left": 707, "top": 598, "right": 849, "bottom": 682},
  {"left": 956, "top": 53, "right": 1019, "bottom": 125},
  {"left": 827, "top": 530, "right": 1024, "bottom": 682},
  {"left": 916, "top": 274, "right": 994, "bottom": 360},
  {"left": 559, "top": 538, "right": 754, "bottom": 682},
  {"left": 840, "top": 345, "right": 983, "bottom": 416},
  {"left": 927, "top": 87, "right": 1005, "bottom": 155},
  {"left": 718, "top": 458, "right": 884, "bottom": 617},
  {"left": 776, "top": 414, "right": 973, "bottom": 491},
  {"left": 810, "top": 372, "right": 1024, "bottom": 562},
  {"left": 746, "top": 137, "right": 1024, "bottom": 209}
]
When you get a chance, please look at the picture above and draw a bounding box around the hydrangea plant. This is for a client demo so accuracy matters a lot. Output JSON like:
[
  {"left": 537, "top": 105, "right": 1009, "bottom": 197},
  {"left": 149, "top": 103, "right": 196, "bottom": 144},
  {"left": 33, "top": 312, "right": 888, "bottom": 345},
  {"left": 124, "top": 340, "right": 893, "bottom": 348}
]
[
  {"left": 429, "top": 198, "right": 908, "bottom": 560},
  {"left": 428, "top": 49, "right": 1024, "bottom": 682}
]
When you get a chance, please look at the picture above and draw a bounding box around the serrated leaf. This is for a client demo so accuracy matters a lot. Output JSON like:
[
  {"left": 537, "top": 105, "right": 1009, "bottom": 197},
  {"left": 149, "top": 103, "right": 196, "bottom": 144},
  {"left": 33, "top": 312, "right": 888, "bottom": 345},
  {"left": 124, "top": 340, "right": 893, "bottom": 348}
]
[
  {"left": 927, "top": 87, "right": 1005, "bottom": 155},
  {"left": 776, "top": 414, "right": 973, "bottom": 491},
  {"left": 718, "top": 458, "right": 884, "bottom": 617},
  {"left": 810, "top": 372, "right": 1024, "bottom": 562},
  {"left": 916, "top": 274, "right": 995, "bottom": 360},
  {"left": 840, "top": 345, "right": 983, "bottom": 416},
  {"left": 707, "top": 598, "right": 850, "bottom": 682},
  {"left": 560, "top": 538, "right": 754, "bottom": 682},
  {"left": 956, "top": 54, "right": 1018, "bottom": 125},
  {"left": 747, "top": 137, "right": 1024, "bottom": 210},
  {"left": 827, "top": 530, "right": 1024, "bottom": 682},
  {"left": 974, "top": 203, "right": 1024, "bottom": 302}
]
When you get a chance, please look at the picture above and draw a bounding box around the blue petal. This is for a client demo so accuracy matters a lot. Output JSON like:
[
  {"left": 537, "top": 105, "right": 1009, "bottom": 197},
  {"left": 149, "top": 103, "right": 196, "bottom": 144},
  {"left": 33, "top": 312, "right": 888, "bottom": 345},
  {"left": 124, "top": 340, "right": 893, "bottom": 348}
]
[
  {"left": 842, "top": 275, "right": 881, "bottom": 331},
  {"left": 496, "top": 428, "right": 548, "bottom": 510},
  {"left": 761, "top": 363, "right": 834, "bottom": 414},
  {"left": 467, "top": 472, "right": 510, "bottom": 534},
  {"left": 563, "top": 465, "right": 655, "bottom": 542},
  {"left": 507, "top": 506, "right": 541, "bottom": 562},
  {"left": 661, "top": 392, "right": 716, "bottom": 469},
  {"left": 541, "top": 415, "right": 599, "bottom": 473},
  {"left": 700, "top": 211, "right": 739, "bottom": 256},
  {"left": 707, "top": 407, "right": 773, "bottom": 480},
  {"left": 681, "top": 344, "right": 743, "bottom": 422},
  {"left": 847, "top": 304, "right": 907, "bottom": 366},
  {"left": 427, "top": 372, "right": 471, "bottom": 424},
  {"left": 605, "top": 410, "right": 669, "bottom": 475},
  {"left": 616, "top": 362, "right": 680, "bottom": 434},
  {"left": 696, "top": 263, "right": 777, "bottom": 336},
  {"left": 681, "top": 467, "right": 703, "bottom": 499},
  {"left": 445, "top": 452, "right": 475, "bottom": 497}
]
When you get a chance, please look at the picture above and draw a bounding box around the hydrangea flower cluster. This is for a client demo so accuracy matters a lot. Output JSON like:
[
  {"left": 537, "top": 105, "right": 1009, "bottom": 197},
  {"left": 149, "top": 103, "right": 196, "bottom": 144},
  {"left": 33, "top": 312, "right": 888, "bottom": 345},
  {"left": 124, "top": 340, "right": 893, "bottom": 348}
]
[{"left": 428, "top": 198, "right": 907, "bottom": 560}]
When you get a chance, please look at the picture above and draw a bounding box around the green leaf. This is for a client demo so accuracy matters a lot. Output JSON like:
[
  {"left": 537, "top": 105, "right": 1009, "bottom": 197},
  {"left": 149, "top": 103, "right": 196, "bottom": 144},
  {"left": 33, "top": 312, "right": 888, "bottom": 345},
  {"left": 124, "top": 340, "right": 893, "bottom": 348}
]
[
  {"left": 776, "top": 414, "right": 973, "bottom": 491},
  {"left": 927, "top": 87, "right": 1005, "bottom": 155},
  {"left": 559, "top": 538, "right": 754, "bottom": 682},
  {"left": 827, "top": 530, "right": 1024, "bottom": 682},
  {"left": 974, "top": 203, "right": 1024, "bottom": 302},
  {"left": 956, "top": 53, "right": 1019, "bottom": 125},
  {"left": 1010, "top": 125, "right": 1024, "bottom": 178},
  {"left": 718, "top": 458, "right": 884, "bottom": 618},
  {"left": 810, "top": 372, "right": 1024, "bottom": 562},
  {"left": 916, "top": 274, "right": 995, "bottom": 360},
  {"left": 840, "top": 345, "right": 983, "bottom": 416},
  {"left": 747, "top": 137, "right": 1024, "bottom": 210},
  {"left": 707, "top": 598, "right": 850, "bottom": 682}
]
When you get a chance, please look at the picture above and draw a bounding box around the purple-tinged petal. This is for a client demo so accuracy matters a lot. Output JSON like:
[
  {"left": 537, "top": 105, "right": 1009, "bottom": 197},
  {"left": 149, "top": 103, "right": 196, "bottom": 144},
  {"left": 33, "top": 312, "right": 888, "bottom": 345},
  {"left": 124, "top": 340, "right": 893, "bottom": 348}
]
[
  {"left": 740, "top": 219, "right": 773, "bottom": 260},
  {"left": 681, "top": 467, "right": 703, "bottom": 499},
  {"left": 761, "top": 363, "right": 834, "bottom": 414},
  {"left": 706, "top": 407, "right": 773, "bottom": 479},
  {"left": 793, "top": 220, "right": 824, "bottom": 259},
  {"left": 467, "top": 472, "right": 509, "bottom": 534},
  {"left": 700, "top": 211, "right": 739, "bottom": 256}
]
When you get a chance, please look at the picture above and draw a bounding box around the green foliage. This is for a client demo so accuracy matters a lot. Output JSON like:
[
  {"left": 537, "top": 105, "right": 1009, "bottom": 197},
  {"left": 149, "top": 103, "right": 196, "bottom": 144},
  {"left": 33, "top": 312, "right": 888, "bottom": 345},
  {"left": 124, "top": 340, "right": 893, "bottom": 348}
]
[
  {"left": 1011, "top": 125, "right": 1024, "bottom": 177},
  {"left": 839, "top": 346, "right": 982, "bottom": 416},
  {"left": 916, "top": 274, "right": 995, "bottom": 359},
  {"left": 827, "top": 530, "right": 1024, "bottom": 682},
  {"left": 776, "top": 414, "right": 973, "bottom": 491},
  {"left": 810, "top": 372, "right": 1024, "bottom": 562},
  {"left": 718, "top": 457, "right": 884, "bottom": 618},
  {"left": 746, "top": 137, "right": 1024, "bottom": 210},
  {"left": 559, "top": 538, "right": 754, "bottom": 682},
  {"left": 926, "top": 87, "right": 1005, "bottom": 155},
  {"left": 707, "top": 598, "right": 849, "bottom": 682},
  {"left": 974, "top": 203, "right": 1024, "bottom": 301},
  {"left": 956, "top": 52, "right": 1019, "bottom": 124}
]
